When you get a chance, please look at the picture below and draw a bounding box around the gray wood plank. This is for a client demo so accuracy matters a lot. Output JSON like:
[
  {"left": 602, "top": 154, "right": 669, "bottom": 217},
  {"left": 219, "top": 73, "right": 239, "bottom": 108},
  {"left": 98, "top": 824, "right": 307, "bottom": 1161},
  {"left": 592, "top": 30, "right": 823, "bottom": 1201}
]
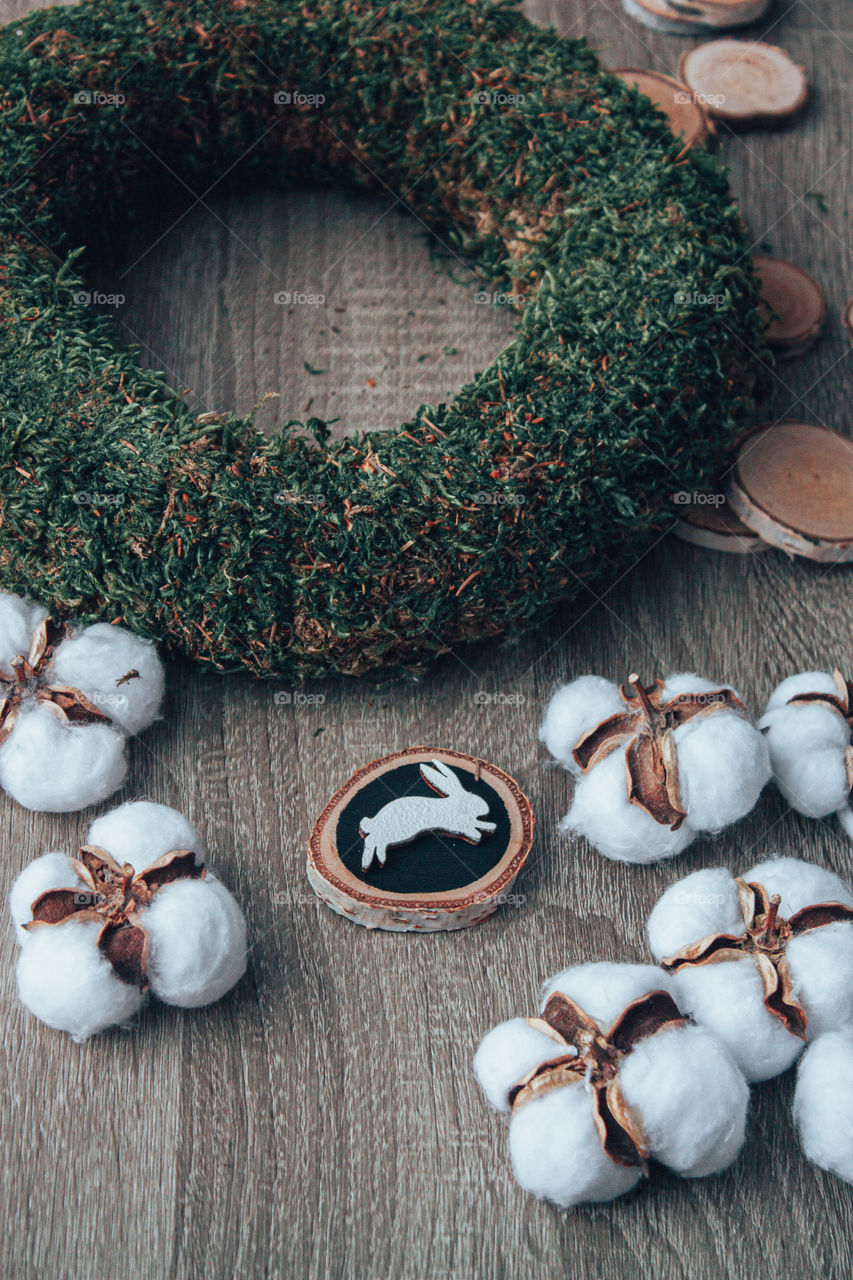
[{"left": 1, "top": 1, "right": 851, "bottom": 1278}]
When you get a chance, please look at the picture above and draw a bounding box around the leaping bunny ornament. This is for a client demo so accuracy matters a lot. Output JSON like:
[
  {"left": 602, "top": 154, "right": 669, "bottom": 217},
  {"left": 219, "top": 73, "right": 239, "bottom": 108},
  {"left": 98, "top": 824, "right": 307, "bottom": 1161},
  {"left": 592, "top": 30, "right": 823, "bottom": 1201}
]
[{"left": 359, "top": 759, "right": 497, "bottom": 870}]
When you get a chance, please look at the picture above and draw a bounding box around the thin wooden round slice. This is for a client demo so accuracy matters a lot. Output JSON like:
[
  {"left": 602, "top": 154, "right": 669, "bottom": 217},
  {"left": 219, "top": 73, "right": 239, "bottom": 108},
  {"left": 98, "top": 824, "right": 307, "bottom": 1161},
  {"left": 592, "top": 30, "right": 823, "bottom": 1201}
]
[
  {"left": 674, "top": 494, "right": 768, "bottom": 553},
  {"left": 623, "top": 0, "right": 770, "bottom": 33},
  {"left": 755, "top": 256, "right": 826, "bottom": 357},
  {"left": 726, "top": 422, "right": 853, "bottom": 562},
  {"left": 612, "top": 69, "right": 713, "bottom": 149},
  {"left": 622, "top": 0, "right": 713, "bottom": 36},
  {"left": 844, "top": 299, "right": 853, "bottom": 342},
  {"left": 306, "top": 747, "right": 534, "bottom": 932},
  {"left": 679, "top": 40, "right": 809, "bottom": 127}
]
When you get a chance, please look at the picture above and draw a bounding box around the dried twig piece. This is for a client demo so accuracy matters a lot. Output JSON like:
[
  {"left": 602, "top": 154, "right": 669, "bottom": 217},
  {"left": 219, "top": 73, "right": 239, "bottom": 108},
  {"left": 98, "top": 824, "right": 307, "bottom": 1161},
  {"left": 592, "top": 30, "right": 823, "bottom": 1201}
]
[
  {"left": 726, "top": 422, "right": 853, "bottom": 563},
  {"left": 679, "top": 40, "right": 809, "bottom": 128}
]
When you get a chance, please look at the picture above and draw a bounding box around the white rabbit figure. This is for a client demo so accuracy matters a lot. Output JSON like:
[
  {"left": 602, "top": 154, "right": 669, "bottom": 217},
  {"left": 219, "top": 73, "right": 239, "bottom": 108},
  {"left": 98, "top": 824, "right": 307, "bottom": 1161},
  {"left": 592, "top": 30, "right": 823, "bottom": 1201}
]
[{"left": 359, "top": 759, "right": 497, "bottom": 871}]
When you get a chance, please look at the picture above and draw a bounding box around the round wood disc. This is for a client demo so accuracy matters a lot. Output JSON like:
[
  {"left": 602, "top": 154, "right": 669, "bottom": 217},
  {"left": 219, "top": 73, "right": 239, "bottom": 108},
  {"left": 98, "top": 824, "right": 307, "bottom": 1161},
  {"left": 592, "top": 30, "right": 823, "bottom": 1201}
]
[
  {"left": 306, "top": 747, "right": 534, "bottom": 932},
  {"left": 623, "top": 0, "right": 770, "bottom": 33},
  {"left": 621, "top": 0, "right": 711, "bottom": 38},
  {"left": 674, "top": 494, "right": 768, "bottom": 553},
  {"left": 844, "top": 299, "right": 853, "bottom": 342},
  {"left": 755, "top": 256, "right": 826, "bottom": 356},
  {"left": 726, "top": 422, "right": 853, "bottom": 561},
  {"left": 679, "top": 40, "right": 809, "bottom": 127},
  {"left": 612, "top": 69, "right": 713, "bottom": 149}
]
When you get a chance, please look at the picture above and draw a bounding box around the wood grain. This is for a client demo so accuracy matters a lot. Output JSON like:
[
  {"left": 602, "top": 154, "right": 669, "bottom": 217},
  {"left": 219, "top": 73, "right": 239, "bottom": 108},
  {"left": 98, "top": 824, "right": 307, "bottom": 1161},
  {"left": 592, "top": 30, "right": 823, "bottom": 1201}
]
[{"left": 1, "top": 1, "right": 851, "bottom": 1277}]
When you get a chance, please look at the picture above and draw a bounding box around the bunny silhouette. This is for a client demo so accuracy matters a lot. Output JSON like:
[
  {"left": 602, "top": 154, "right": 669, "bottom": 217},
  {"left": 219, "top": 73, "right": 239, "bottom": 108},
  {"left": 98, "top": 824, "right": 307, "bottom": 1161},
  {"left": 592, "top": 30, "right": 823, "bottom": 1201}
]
[{"left": 359, "top": 759, "right": 497, "bottom": 871}]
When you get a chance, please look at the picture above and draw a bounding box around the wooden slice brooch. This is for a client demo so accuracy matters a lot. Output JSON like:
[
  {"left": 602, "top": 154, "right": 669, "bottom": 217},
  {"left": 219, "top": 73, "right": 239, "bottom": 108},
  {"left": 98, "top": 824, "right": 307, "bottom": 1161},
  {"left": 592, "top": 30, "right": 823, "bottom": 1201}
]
[
  {"left": 307, "top": 748, "right": 534, "bottom": 932},
  {"left": 726, "top": 422, "right": 853, "bottom": 562}
]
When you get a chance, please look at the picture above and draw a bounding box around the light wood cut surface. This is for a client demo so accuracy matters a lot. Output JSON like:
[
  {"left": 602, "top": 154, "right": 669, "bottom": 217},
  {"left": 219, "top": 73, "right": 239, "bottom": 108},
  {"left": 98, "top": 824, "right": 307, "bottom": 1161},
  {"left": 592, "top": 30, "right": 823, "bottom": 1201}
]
[{"left": 1, "top": 1, "right": 851, "bottom": 1277}]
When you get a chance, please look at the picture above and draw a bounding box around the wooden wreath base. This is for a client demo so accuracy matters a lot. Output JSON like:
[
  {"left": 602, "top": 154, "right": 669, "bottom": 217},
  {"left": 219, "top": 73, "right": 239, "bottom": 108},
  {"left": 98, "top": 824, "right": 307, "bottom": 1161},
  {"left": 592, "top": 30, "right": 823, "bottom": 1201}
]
[
  {"left": 726, "top": 422, "right": 853, "bottom": 562},
  {"left": 612, "top": 70, "right": 713, "bottom": 150},
  {"left": 306, "top": 748, "right": 534, "bottom": 932}
]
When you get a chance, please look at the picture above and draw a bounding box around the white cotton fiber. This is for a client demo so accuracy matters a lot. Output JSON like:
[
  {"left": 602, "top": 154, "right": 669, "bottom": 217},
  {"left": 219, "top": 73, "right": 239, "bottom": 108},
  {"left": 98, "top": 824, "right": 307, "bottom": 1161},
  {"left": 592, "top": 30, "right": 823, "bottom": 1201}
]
[
  {"left": 660, "top": 672, "right": 735, "bottom": 701},
  {"left": 16, "top": 919, "right": 143, "bottom": 1042},
  {"left": 8, "top": 852, "right": 85, "bottom": 940},
  {"left": 539, "top": 677, "right": 624, "bottom": 774},
  {"left": 786, "top": 924, "right": 853, "bottom": 1039},
  {"left": 51, "top": 622, "right": 164, "bottom": 735},
  {"left": 670, "top": 955, "right": 802, "bottom": 1083},
  {"left": 744, "top": 857, "right": 853, "bottom": 917},
  {"left": 508, "top": 1082, "right": 643, "bottom": 1206},
  {"left": 674, "top": 710, "right": 771, "bottom": 831},
  {"left": 759, "top": 702, "right": 850, "bottom": 817},
  {"left": 87, "top": 800, "right": 204, "bottom": 865},
  {"left": 619, "top": 1023, "right": 749, "bottom": 1177},
  {"left": 794, "top": 1029, "right": 853, "bottom": 1185},
  {"left": 474, "top": 1018, "right": 566, "bottom": 1113},
  {"left": 541, "top": 962, "right": 675, "bottom": 1031},
  {"left": 542, "top": 669, "right": 768, "bottom": 864},
  {"left": 0, "top": 592, "right": 47, "bottom": 675},
  {"left": 0, "top": 704, "right": 127, "bottom": 811},
  {"left": 562, "top": 747, "right": 693, "bottom": 863},
  {"left": 9, "top": 801, "right": 247, "bottom": 1040},
  {"left": 144, "top": 876, "right": 247, "bottom": 1007},
  {"left": 0, "top": 592, "right": 165, "bottom": 813},
  {"left": 764, "top": 671, "right": 841, "bottom": 713},
  {"left": 475, "top": 960, "right": 750, "bottom": 1206},
  {"left": 648, "top": 867, "right": 743, "bottom": 961}
]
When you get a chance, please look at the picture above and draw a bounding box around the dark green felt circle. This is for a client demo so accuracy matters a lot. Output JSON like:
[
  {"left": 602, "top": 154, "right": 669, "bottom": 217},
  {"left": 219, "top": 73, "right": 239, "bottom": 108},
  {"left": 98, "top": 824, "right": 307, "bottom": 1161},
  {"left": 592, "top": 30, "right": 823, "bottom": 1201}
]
[{"left": 0, "top": 0, "right": 766, "bottom": 680}]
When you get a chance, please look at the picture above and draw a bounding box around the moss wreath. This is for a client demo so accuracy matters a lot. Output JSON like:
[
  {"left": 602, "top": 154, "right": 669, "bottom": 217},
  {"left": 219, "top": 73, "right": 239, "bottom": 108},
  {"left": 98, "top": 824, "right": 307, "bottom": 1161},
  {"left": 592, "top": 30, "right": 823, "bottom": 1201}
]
[{"left": 0, "top": 0, "right": 765, "bottom": 681}]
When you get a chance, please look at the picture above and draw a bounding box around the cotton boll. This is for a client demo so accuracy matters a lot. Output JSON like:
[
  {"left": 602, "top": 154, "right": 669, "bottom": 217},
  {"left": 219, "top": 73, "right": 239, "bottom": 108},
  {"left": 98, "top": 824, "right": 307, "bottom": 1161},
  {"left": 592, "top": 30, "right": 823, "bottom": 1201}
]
[
  {"left": 619, "top": 1023, "right": 749, "bottom": 1177},
  {"left": 541, "top": 962, "right": 675, "bottom": 1030},
  {"left": 672, "top": 956, "right": 801, "bottom": 1083},
  {"left": 563, "top": 747, "right": 693, "bottom": 863},
  {"left": 648, "top": 868, "right": 743, "bottom": 962},
  {"left": 0, "top": 704, "right": 127, "bottom": 812},
  {"left": 786, "top": 924, "right": 853, "bottom": 1038},
  {"left": 539, "top": 676, "right": 624, "bottom": 774},
  {"left": 661, "top": 672, "right": 736, "bottom": 701},
  {"left": 508, "top": 1082, "right": 643, "bottom": 1206},
  {"left": 794, "top": 1030, "right": 853, "bottom": 1185},
  {"left": 759, "top": 702, "right": 850, "bottom": 817},
  {"left": 0, "top": 593, "right": 47, "bottom": 675},
  {"left": 474, "top": 1018, "right": 564, "bottom": 1112},
  {"left": 51, "top": 623, "right": 164, "bottom": 735},
  {"left": 87, "top": 800, "right": 204, "bottom": 866},
  {"left": 143, "top": 876, "right": 247, "bottom": 1007},
  {"left": 16, "top": 919, "right": 143, "bottom": 1041},
  {"left": 674, "top": 710, "right": 770, "bottom": 832},
  {"left": 8, "top": 852, "right": 85, "bottom": 940},
  {"left": 743, "top": 857, "right": 853, "bottom": 917},
  {"left": 764, "top": 671, "right": 841, "bottom": 713}
]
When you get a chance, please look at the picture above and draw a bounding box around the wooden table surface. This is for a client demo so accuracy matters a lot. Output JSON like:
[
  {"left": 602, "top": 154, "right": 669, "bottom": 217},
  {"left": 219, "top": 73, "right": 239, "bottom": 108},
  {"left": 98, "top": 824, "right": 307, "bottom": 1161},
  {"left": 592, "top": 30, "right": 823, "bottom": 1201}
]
[{"left": 2, "top": 1, "right": 851, "bottom": 1277}]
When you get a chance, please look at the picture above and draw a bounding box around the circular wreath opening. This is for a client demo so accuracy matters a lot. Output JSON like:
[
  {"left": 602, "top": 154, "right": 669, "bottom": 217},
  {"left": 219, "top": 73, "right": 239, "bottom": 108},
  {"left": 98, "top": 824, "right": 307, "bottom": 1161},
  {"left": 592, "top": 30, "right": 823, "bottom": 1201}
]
[{"left": 0, "top": 0, "right": 766, "bottom": 682}]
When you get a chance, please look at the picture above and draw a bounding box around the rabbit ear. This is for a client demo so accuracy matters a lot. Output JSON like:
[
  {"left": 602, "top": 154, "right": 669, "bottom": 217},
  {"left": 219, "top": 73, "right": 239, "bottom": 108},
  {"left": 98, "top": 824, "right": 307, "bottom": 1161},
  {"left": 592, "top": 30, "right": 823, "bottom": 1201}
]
[{"left": 420, "top": 759, "right": 465, "bottom": 795}]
